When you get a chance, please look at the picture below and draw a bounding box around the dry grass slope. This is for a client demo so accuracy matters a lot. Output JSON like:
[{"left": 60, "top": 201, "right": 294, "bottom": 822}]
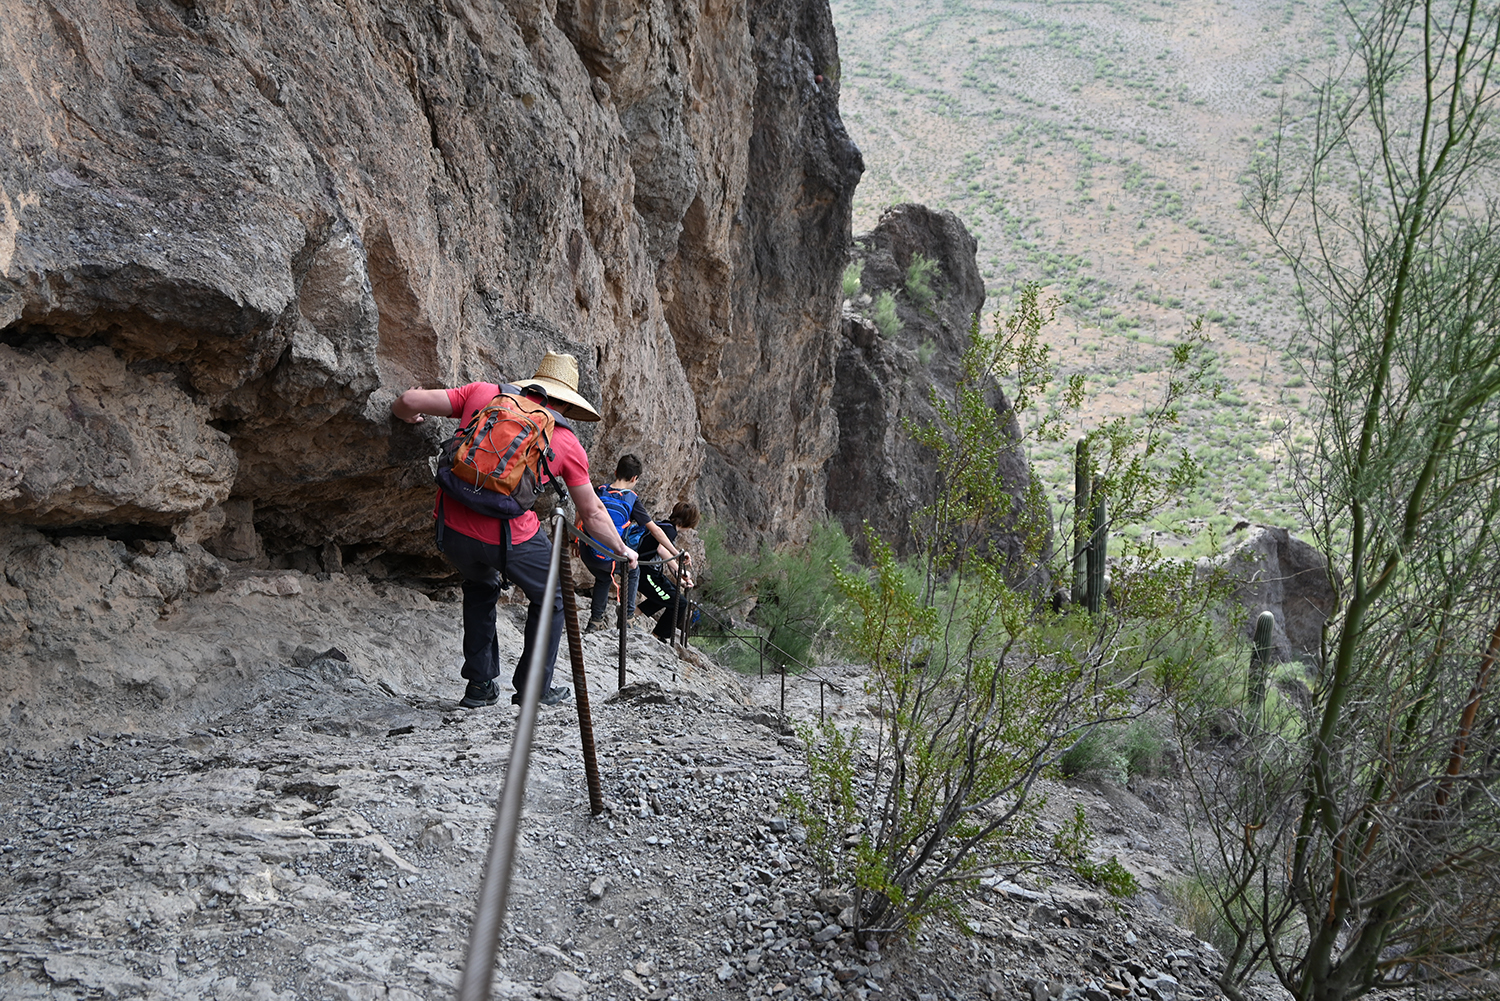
[{"left": 832, "top": 0, "right": 1350, "bottom": 548}]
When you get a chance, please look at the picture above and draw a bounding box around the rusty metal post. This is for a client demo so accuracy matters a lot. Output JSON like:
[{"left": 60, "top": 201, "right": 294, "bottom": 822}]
[
  {"left": 617, "top": 563, "right": 628, "bottom": 689},
  {"left": 675, "top": 580, "right": 689, "bottom": 649},
  {"left": 559, "top": 555, "right": 604, "bottom": 816},
  {"left": 820, "top": 681, "right": 825, "bottom": 723}
]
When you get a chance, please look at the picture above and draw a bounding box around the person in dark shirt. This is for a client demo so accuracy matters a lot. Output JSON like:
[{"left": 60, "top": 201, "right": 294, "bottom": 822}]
[
  {"left": 579, "top": 455, "right": 685, "bottom": 631},
  {"left": 636, "top": 501, "right": 700, "bottom": 643}
]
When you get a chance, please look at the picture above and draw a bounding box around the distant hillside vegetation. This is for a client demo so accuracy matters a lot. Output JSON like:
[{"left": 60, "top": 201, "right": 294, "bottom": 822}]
[{"left": 831, "top": 0, "right": 1343, "bottom": 549}]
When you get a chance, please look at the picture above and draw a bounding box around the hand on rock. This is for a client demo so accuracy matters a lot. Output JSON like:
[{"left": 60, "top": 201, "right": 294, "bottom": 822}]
[{"left": 393, "top": 385, "right": 426, "bottom": 424}]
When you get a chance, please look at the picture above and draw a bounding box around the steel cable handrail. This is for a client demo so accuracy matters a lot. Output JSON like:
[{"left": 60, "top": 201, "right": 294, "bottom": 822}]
[
  {"left": 456, "top": 511, "right": 566, "bottom": 1001},
  {"left": 692, "top": 601, "right": 848, "bottom": 698},
  {"left": 456, "top": 514, "right": 690, "bottom": 1001},
  {"left": 564, "top": 519, "right": 689, "bottom": 571}
]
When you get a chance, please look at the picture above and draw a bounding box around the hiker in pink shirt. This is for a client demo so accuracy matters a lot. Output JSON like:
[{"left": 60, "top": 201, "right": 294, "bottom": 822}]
[{"left": 392, "top": 352, "right": 636, "bottom": 708}]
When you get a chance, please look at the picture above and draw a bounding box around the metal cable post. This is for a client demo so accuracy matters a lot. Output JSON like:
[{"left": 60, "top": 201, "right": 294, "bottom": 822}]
[
  {"left": 456, "top": 512, "right": 566, "bottom": 1001},
  {"left": 779, "top": 652, "right": 786, "bottom": 717},
  {"left": 617, "top": 562, "right": 628, "bottom": 689}
]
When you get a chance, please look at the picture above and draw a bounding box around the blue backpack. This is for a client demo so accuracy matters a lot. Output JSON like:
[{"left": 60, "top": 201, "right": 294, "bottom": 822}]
[{"left": 599, "top": 486, "right": 647, "bottom": 549}]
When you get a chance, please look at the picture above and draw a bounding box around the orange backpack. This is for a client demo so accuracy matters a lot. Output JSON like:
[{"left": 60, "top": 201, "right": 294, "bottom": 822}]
[{"left": 436, "top": 388, "right": 561, "bottom": 519}]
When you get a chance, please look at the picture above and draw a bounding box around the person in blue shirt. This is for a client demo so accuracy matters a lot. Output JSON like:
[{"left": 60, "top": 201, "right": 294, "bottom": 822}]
[{"left": 578, "top": 454, "right": 684, "bottom": 631}]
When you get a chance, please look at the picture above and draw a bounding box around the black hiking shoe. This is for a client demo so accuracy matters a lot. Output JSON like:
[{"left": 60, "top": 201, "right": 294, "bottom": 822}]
[
  {"left": 459, "top": 680, "right": 499, "bottom": 708},
  {"left": 511, "top": 686, "right": 572, "bottom": 706}
]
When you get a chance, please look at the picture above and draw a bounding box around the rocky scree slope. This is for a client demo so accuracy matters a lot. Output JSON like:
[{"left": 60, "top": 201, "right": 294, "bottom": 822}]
[{"left": 0, "top": 598, "right": 1239, "bottom": 1001}]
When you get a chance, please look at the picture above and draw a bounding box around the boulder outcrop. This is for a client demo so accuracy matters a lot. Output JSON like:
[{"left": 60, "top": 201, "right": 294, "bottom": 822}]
[
  {"left": 0, "top": 339, "right": 237, "bottom": 528},
  {"left": 1207, "top": 524, "right": 1335, "bottom": 666},
  {"left": 827, "top": 204, "right": 1044, "bottom": 583}
]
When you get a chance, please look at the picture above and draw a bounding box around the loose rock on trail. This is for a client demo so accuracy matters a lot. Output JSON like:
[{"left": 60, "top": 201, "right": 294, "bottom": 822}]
[{"left": 2, "top": 592, "right": 1242, "bottom": 1001}]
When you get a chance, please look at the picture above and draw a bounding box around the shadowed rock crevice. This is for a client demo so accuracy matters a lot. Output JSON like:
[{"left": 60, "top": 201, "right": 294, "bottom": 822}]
[{"left": 689, "top": 0, "right": 863, "bottom": 546}]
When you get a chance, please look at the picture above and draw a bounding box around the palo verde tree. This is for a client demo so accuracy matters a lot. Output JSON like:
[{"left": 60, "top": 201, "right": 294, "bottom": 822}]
[
  {"left": 1180, "top": 1, "right": 1500, "bottom": 998},
  {"left": 790, "top": 283, "right": 1224, "bottom": 943}
]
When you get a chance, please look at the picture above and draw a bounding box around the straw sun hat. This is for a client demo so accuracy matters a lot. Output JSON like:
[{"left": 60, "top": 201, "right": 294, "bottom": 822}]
[{"left": 512, "top": 351, "right": 601, "bottom": 422}]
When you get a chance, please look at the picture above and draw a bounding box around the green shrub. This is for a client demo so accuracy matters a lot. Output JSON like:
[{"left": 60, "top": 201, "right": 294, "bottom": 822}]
[
  {"left": 799, "top": 286, "right": 1226, "bottom": 945},
  {"left": 842, "top": 260, "right": 865, "bottom": 299},
  {"left": 871, "top": 290, "right": 901, "bottom": 339},
  {"left": 786, "top": 722, "right": 860, "bottom": 877},
  {"left": 1059, "top": 715, "right": 1172, "bottom": 785},
  {"left": 1059, "top": 726, "right": 1122, "bottom": 783},
  {"left": 905, "top": 252, "right": 942, "bottom": 306},
  {"left": 701, "top": 520, "right": 853, "bottom": 672},
  {"left": 1054, "top": 804, "right": 1140, "bottom": 898},
  {"left": 1165, "top": 876, "right": 1238, "bottom": 955}
]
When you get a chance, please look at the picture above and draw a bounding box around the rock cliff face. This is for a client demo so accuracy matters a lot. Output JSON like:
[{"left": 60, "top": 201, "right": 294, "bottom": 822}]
[
  {"left": 0, "top": 0, "right": 859, "bottom": 727},
  {"left": 827, "top": 204, "right": 1043, "bottom": 583},
  {"left": 0, "top": 0, "right": 860, "bottom": 565}
]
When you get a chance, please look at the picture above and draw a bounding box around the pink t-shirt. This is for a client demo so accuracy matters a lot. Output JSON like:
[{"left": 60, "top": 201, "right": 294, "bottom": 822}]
[{"left": 435, "top": 382, "right": 592, "bottom": 546}]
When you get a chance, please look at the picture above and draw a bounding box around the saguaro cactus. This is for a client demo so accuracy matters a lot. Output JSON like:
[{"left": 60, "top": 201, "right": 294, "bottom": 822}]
[
  {"left": 1072, "top": 440, "right": 1091, "bottom": 606},
  {"left": 1071, "top": 438, "right": 1110, "bottom": 614},
  {"left": 1247, "top": 610, "right": 1276, "bottom": 719},
  {"left": 1086, "top": 494, "right": 1108, "bottom": 615}
]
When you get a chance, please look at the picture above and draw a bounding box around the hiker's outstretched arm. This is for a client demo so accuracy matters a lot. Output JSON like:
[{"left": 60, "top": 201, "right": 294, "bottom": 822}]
[
  {"left": 392, "top": 387, "right": 454, "bottom": 423},
  {"left": 643, "top": 521, "right": 692, "bottom": 585},
  {"left": 576, "top": 487, "right": 638, "bottom": 569},
  {"left": 644, "top": 520, "right": 680, "bottom": 560}
]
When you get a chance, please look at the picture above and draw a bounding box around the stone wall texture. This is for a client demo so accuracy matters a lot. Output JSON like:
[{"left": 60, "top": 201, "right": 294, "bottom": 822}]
[{"left": 0, "top": 0, "right": 862, "bottom": 569}]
